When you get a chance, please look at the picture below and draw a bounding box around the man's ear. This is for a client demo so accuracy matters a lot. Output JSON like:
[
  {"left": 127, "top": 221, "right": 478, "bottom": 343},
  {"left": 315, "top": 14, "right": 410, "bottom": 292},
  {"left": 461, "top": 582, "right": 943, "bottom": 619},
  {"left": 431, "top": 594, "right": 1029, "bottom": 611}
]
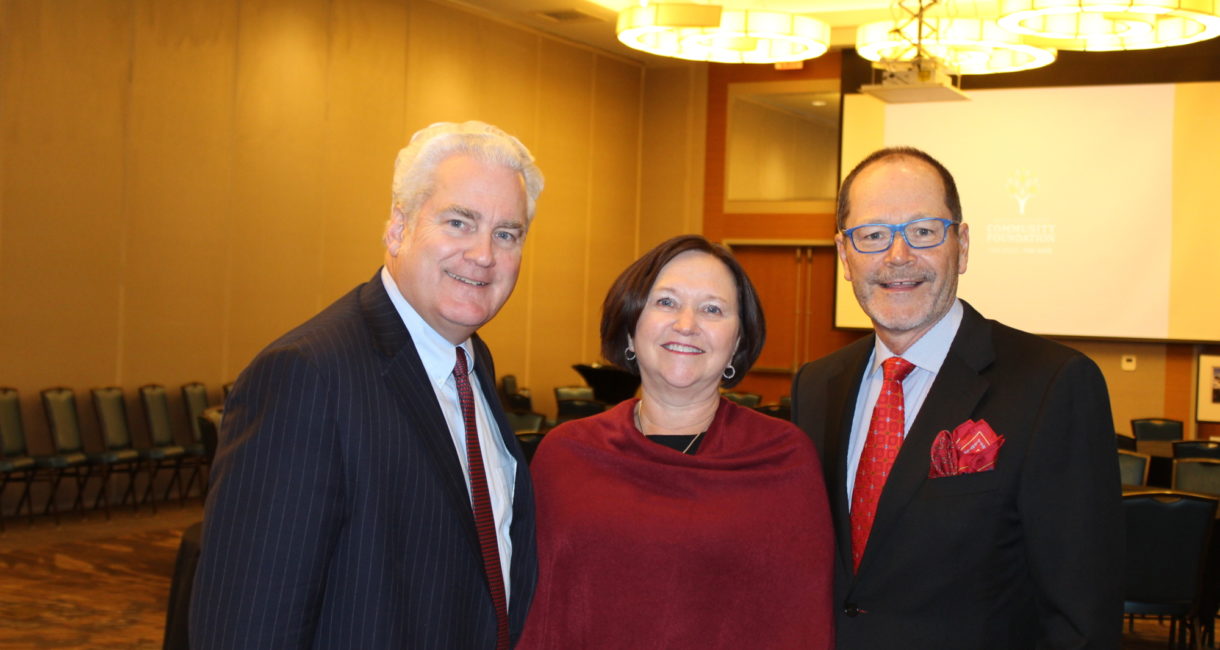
[
  {"left": 835, "top": 233, "right": 853, "bottom": 282},
  {"left": 956, "top": 222, "right": 970, "bottom": 275},
  {"left": 385, "top": 207, "right": 408, "bottom": 256}
]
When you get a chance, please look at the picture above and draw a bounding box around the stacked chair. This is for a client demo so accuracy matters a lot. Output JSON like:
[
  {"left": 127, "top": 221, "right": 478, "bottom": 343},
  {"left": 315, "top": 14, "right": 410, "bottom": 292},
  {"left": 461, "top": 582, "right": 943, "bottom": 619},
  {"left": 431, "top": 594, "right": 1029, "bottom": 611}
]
[
  {"left": 88, "top": 387, "right": 152, "bottom": 517},
  {"left": 39, "top": 388, "right": 99, "bottom": 522},
  {"left": 0, "top": 388, "right": 39, "bottom": 530},
  {"left": 1123, "top": 491, "right": 1218, "bottom": 648},
  {"left": 137, "top": 385, "right": 188, "bottom": 507}
]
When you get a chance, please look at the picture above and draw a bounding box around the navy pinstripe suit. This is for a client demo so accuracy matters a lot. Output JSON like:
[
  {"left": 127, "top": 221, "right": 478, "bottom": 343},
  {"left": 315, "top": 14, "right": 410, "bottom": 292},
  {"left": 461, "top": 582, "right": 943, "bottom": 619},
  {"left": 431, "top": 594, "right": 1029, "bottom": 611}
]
[{"left": 190, "top": 270, "right": 537, "bottom": 649}]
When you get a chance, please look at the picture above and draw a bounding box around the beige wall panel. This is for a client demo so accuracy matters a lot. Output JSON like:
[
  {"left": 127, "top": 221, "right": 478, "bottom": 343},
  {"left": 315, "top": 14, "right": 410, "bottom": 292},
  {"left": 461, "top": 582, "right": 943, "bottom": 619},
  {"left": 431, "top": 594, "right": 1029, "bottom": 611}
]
[
  {"left": 318, "top": 0, "right": 409, "bottom": 303},
  {"left": 461, "top": 22, "right": 541, "bottom": 381},
  {"left": 0, "top": 1, "right": 130, "bottom": 413},
  {"left": 501, "top": 39, "right": 597, "bottom": 418},
  {"left": 224, "top": 0, "right": 331, "bottom": 375},
  {"left": 640, "top": 63, "right": 706, "bottom": 247},
  {"left": 1169, "top": 82, "right": 1220, "bottom": 341},
  {"left": 403, "top": 1, "right": 483, "bottom": 129},
  {"left": 1062, "top": 340, "right": 1167, "bottom": 436},
  {"left": 120, "top": 0, "right": 237, "bottom": 394},
  {"left": 586, "top": 57, "right": 641, "bottom": 361}
]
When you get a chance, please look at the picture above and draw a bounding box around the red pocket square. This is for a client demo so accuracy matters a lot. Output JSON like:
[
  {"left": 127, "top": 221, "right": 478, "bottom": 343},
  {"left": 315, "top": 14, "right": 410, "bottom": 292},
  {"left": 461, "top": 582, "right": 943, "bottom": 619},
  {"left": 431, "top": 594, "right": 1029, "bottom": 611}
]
[{"left": 929, "top": 419, "right": 1004, "bottom": 478}]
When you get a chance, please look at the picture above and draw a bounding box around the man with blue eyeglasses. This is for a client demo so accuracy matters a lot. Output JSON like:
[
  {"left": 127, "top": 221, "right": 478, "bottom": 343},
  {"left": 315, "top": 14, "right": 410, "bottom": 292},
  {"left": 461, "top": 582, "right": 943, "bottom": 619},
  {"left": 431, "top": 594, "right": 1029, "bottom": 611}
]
[{"left": 792, "top": 147, "right": 1122, "bottom": 649}]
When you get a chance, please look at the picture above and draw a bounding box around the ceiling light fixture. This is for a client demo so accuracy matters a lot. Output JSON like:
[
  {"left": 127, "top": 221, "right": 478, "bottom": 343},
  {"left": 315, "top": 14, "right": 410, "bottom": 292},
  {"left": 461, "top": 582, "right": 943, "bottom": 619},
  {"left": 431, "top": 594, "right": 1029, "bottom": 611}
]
[
  {"left": 998, "top": 0, "right": 1220, "bottom": 50},
  {"left": 616, "top": 2, "right": 831, "bottom": 64},
  {"left": 857, "top": 16, "right": 1057, "bottom": 74}
]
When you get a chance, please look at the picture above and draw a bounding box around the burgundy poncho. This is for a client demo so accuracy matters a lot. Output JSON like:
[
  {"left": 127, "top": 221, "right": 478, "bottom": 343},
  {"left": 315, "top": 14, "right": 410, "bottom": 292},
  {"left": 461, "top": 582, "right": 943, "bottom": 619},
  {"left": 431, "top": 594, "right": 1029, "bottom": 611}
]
[{"left": 519, "top": 398, "right": 834, "bottom": 649}]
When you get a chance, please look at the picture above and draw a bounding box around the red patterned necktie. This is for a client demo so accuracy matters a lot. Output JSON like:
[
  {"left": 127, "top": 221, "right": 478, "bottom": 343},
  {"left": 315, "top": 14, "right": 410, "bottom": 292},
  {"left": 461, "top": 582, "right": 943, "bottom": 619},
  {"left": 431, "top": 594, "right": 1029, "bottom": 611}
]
[
  {"left": 454, "top": 348, "right": 510, "bottom": 649},
  {"left": 850, "top": 356, "right": 916, "bottom": 572}
]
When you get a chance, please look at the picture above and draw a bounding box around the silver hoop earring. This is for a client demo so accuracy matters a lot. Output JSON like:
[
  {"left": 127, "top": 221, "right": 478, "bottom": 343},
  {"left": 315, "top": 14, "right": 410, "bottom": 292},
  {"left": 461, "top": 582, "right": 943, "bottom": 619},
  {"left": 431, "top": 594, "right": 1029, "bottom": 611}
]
[
  {"left": 625, "top": 345, "right": 636, "bottom": 362},
  {"left": 722, "top": 363, "right": 736, "bottom": 380}
]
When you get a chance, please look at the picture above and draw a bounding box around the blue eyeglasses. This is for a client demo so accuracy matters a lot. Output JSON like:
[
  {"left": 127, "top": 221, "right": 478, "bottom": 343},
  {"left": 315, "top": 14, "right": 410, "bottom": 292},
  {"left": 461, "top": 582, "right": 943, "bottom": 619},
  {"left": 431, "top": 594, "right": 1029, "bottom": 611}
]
[{"left": 842, "top": 217, "right": 957, "bottom": 254}]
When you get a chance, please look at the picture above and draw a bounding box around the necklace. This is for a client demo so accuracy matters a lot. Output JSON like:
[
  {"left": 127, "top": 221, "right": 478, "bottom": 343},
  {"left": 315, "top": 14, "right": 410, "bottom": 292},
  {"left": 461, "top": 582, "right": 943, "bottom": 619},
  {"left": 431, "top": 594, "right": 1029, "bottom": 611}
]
[{"left": 635, "top": 402, "right": 704, "bottom": 455}]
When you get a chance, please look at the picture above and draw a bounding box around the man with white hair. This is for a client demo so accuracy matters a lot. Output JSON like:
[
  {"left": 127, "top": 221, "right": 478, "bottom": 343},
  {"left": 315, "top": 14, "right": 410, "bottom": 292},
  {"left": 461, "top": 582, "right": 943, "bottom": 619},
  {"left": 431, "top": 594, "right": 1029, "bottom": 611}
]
[{"left": 192, "top": 121, "right": 544, "bottom": 649}]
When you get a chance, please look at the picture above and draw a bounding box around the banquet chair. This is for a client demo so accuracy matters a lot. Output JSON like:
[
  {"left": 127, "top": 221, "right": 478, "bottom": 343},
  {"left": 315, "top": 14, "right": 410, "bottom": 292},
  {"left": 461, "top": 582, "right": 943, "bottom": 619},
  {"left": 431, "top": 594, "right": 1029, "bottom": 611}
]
[
  {"left": 554, "top": 385, "right": 594, "bottom": 401},
  {"left": 555, "top": 398, "right": 606, "bottom": 425},
  {"left": 0, "top": 387, "right": 39, "bottom": 530},
  {"left": 506, "top": 410, "right": 545, "bottom": 435},
  {"left": 138, "top": 384, "right": 188, "bottom": 506},
  {"left": 572, "top": 364, "right": 641, "bottom": 405},
  {"left": 754, "top": 403, "right": 792, "bottom": 421},
  {"left": 38, "top": 387, "right": 95, "bottom": 523},
  {"left": 198, "top": 406, "right": 224, "bottom": 462},
  {"left": 1123, "top": 491, "right": 1217, "bottom": 649},
  {"left": 1132, "top": 418, "right": 1184, "bottom": 441},
  {"left": 1175, "top": 441, "right": 1220, "bottom": 460},
  {"left": 722, "top": 391, "right": 761, "bottom": 408},
  {"left": 89, "top": 387, "right": 148, "bottom": 517},
  {"left": 179, "top": 382, "right": 212, "bottom": 496},
  {"left": 1118, "top": 450, "right": 1151, "bottom": 486},
  {"left": 516, "top": 432, "right": 544, "bottom": 464},
  {"left": 1174, "top": 459, "right": 1220, "bottom": 497},
  {"left": 500, "top": 375, "right": 533, "bottom": 413}
]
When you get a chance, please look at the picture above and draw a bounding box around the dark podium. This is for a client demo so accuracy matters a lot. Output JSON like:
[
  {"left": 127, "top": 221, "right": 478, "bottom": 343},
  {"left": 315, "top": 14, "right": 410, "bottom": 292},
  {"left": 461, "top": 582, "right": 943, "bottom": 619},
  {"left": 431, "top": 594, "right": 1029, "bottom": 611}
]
[{"left": 572, "top": 364, "right": 640, "bottom": 405}]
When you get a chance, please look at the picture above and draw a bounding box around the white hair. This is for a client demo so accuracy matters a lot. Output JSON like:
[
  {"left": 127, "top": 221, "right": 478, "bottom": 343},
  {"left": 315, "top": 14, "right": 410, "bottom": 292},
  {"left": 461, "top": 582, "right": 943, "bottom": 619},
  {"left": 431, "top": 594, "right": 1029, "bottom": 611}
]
[{"left": 387, "top": 121, "right": 544, "bottom": 238}]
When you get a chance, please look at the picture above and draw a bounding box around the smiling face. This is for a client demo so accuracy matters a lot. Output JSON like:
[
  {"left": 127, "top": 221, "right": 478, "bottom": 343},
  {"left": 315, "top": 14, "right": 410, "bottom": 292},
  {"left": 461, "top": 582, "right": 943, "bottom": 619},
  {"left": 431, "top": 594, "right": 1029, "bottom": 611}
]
[
  {"left": 385, "top": 153, "right": 528, "bottom": 344},
  {"left": 837, "top": 156, "right": 969, "bottom": 354},
  {"left": 632, "top": 251, "right": 741, "bottom": 401}
]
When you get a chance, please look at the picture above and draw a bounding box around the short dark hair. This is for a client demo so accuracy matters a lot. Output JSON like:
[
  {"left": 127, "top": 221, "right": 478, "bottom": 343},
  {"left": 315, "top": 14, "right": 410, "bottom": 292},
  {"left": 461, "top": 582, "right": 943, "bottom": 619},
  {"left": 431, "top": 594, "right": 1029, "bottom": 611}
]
[
  {"left": 600, "top": 235, "right": 765, "bottom": 389},
  {"left": 836, "top": 146, "right": 962, "bottom": 231}
]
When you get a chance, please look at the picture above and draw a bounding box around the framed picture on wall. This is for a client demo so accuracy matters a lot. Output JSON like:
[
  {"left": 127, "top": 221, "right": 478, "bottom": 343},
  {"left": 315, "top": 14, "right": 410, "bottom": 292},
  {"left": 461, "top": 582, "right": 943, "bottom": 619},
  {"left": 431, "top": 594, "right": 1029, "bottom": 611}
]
[{"left": 1198, "top": 355, "right": 1220, "bottom": 423}]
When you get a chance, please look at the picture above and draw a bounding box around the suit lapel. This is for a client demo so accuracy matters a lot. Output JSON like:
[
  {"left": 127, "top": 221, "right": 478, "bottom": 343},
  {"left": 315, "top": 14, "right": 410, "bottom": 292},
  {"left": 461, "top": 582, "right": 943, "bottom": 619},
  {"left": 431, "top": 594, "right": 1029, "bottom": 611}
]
[
  {"left": 829, "top": 339, "right": 874, "bottom": 579},
  {"left": 358, "top": 273, "right": 479, "bottom": 546},
  {"left": 856, "top": 303, "right": 995, "bottom": 575}
]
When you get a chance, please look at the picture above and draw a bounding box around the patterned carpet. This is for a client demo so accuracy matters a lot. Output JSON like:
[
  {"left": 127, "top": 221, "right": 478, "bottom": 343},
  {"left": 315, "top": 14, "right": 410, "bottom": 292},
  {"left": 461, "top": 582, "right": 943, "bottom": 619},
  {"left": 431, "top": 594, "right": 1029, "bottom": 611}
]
[
  {"left": 0, "top": 504, "right": 201, "bottom": 649},
  {"left": 0, "top": 502, "right": 1203, "bottom": 648}
]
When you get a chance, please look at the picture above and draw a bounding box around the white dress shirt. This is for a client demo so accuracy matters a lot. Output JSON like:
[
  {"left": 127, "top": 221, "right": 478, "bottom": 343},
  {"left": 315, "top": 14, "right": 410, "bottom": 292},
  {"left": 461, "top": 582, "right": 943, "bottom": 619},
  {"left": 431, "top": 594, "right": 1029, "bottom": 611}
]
[
  {"left": 845, "top": 299, "right": 964, "bottom": 501},
  {"left": 380, "top": 267, "right": 517, "bottom": 603}
]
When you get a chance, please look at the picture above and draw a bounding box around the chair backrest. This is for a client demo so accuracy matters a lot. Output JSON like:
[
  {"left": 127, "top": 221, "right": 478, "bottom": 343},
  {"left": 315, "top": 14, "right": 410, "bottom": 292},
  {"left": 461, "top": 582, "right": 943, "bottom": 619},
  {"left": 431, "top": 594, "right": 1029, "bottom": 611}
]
[
  {"left": 1117, "top": 450, "right": 1150, "bottom": 486},
  {"left": 555, "top": 398, "right": 605, "bottom": 424},
  {"left": 92, "top": 386, "right": 134, "bottom": 450},
  {"left": 1173, "top": 458, "right": 1220, "bottom": 496},
  {"left": 41, "top": 387, "right": 84, "bottom": 454},
  {"left": 181, "top": 382, "right": 209, "bottom": 443},
  {"left": 222, "top": 382, "right": 235, "bottom": 399},
  {"left": 555, "top": 385, "right": 594, "bottom": 401},
  {"left": 1131, "top": 418, "right": 1184, "bottom": 441},
  {"left": 199, "top": 406, "right": 223, "bottom": 461},
  {"left": 0, "top": 387, "right": 29, "bottom": 457},
  {"left": 1173, "top": 440, "right": 1220, "bottom": 460},
  {"left": 722, "top": 391, "right": 761, "bottom": 408},
  {"left": 506, "top": 411, "right": 545, "bottom": 434},
  {"left": 779, "top": 395, "right": 791, "bottom": 408},
  {"left": 501, "top": 374, "right": 519, "bottom": 396},
  {"left": 1123, "top": 491, "right": 1217, "bottom": 606},
  {"left": 140, "top": 384, "right": 176, "bottom": 447},
  {"left": 1115, "top": 431, "right": 1138, "bottom": 452},
  {"left": 571, "top": 364, "right": 641, "bottom": 405},
  {"left": 754, "top": 403, "right": 792, "bottom": 421}
]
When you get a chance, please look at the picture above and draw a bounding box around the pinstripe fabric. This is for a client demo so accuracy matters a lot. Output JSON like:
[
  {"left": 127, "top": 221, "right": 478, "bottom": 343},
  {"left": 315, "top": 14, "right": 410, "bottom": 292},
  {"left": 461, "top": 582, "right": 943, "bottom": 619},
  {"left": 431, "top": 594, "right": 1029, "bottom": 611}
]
[{"left": 190, "top": 271, "right": 537, "bottom": 649}]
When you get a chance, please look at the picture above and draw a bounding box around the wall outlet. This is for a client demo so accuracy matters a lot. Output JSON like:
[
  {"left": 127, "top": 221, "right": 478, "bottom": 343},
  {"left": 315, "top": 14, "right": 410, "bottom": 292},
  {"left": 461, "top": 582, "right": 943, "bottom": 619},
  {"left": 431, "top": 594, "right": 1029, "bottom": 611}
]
[{"left": 1121, "top": 355, "right": 1137, "bottom": 371}]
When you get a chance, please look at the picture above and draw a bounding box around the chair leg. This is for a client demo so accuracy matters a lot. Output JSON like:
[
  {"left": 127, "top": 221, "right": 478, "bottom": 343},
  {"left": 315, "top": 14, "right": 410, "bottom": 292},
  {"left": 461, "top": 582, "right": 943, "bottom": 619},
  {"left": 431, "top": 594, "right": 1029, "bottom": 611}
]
[
  {"left": 161, "top": 459, "right": 185, "bottom": 507},
  {"left": 18, "top": 472, "right": 35, "bottom": 524},
  {"left": 42, "top": 470, "right": 63, "bottom": 525},
  {"left": 93, "top": 466, "right": 114, "bottom": 520}
]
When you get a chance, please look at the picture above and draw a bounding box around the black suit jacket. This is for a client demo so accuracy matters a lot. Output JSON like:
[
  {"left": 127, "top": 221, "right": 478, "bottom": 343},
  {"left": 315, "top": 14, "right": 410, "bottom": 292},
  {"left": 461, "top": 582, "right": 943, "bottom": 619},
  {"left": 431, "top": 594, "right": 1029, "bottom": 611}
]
[
  {"left": 190, "top": 271, "right": 537, "bottom": 648},
  {"left": 792, "top": 301, "right": 1122, "bottom": 649}
]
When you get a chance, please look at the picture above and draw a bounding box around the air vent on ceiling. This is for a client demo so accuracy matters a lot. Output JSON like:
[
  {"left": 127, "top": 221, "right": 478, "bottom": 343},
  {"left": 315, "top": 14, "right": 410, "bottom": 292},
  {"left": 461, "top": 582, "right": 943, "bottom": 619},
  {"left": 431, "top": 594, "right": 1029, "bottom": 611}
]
[{"left": 534, "top": 9, "right": 603, "bottom": 23}]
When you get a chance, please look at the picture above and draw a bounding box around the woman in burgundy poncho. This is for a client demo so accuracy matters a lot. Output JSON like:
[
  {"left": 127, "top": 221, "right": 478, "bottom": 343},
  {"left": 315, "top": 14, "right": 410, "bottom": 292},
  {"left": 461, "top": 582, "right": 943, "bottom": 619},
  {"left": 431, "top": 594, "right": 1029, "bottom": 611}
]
[{"left": 519, "top": 235, "right": 834, "bottom": 649}]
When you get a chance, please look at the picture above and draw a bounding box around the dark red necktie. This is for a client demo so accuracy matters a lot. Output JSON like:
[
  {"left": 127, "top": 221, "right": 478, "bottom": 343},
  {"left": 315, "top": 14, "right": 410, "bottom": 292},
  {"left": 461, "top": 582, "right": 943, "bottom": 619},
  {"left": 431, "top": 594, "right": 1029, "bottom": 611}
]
[
  {"left": 454, "top": 348, "right": 510, "bottom": 649},
  {"left": 850, "top": 356, "right": 915, "bottom": 572}
]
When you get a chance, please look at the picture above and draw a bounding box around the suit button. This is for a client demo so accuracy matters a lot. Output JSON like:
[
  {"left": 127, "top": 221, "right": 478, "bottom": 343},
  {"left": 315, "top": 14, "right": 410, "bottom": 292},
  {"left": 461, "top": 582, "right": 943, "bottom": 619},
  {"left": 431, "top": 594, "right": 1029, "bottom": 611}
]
[{"left": 843, "top": 603, "right": 860, "bottom": 617}]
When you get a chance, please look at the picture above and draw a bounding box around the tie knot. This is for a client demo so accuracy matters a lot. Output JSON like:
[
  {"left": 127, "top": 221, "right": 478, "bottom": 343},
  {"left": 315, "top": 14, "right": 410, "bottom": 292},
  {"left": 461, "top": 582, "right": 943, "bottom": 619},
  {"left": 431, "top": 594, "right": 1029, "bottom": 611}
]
[
  {"left": 882, "top": 356, "right": 915, "bottom": 382},
  {"left": 454, "top": 347, "right": 469, "bottom": 377}
]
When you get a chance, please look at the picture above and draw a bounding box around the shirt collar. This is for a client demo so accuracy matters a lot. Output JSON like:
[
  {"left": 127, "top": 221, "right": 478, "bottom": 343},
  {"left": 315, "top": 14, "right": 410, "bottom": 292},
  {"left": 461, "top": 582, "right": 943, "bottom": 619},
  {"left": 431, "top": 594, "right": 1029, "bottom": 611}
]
[
  {"left": 868, "top": 298, "right": 964, "bottom": 378},
  {"left": 380, "top": 266, "right": 473, "bottom": 389}
]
